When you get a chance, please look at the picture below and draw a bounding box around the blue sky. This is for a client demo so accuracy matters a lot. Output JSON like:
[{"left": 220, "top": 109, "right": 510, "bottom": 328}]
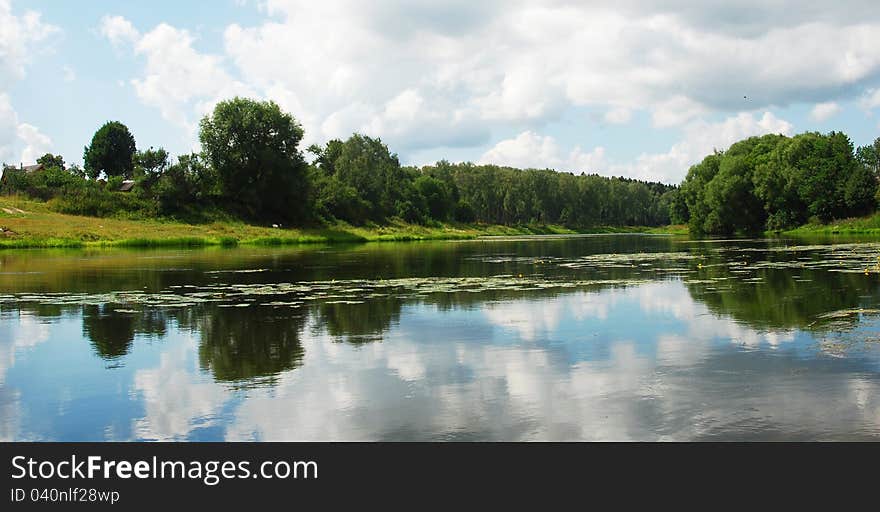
[{"left": 2, "top": 0, "right": 880, "bottom": 183}]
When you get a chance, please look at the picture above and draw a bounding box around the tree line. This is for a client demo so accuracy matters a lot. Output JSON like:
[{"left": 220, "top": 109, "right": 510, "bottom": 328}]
[
  {"left": 1, "top": 97, "right": 675, "bottom": 228},
  {"left": 2, "top": 96, "right": 878, "bottom": 234}
]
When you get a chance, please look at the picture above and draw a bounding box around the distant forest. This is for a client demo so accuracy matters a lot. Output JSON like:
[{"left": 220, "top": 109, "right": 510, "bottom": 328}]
[{"left": 2, "top": 97, "right": 879, "bottom": 235}]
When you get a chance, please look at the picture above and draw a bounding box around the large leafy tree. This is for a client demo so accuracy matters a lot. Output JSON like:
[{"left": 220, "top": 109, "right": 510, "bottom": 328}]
[
  {"left": 199, "top": 97, "right": 308, "bottom": 221},
  {"left": 83, "top": 121, "right": 136, "bottom": 179}
]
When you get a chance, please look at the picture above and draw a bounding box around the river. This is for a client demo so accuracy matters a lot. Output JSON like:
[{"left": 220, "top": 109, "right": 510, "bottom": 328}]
[{"left": 2, "top": 234, "right": 880, "bottom": 440}]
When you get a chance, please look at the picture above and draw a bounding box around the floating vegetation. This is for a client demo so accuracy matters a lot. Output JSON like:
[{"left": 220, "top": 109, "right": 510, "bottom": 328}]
[
  {"left": 0, "top": 275, "right": 651, "bottom": 311},
  {"left": 815, "top": 308, "right": 880, "bottom": 320}
]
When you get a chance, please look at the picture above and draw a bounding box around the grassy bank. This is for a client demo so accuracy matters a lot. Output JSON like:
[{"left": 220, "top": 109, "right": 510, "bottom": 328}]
[
  {"left": 0, "top": 196, "right": 684, "bottom": 249},
  {"left": 779, "top": 212, "right": 880, "bottom": 236}
]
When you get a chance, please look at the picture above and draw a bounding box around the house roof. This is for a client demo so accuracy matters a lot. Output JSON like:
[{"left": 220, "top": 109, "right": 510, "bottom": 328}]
[
  {"left": 118, "top": 180, "right": 135, "bottom": 192},
  {"left": 22, "top": 164, "right": 43, "bottom": 173}
]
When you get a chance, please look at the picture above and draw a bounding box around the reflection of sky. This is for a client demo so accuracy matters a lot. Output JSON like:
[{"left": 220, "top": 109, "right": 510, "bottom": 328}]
[{"left": 3, "top": 280, "right": 880, "bottom": 440}]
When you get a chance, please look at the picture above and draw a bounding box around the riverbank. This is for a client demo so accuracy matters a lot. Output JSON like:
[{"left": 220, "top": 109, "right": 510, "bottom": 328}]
[
  {"left": 779, "top": 212, "right": 880, "bottom": 236},
  {"left": 0, "top": 197, "right": 685, "bottom": 249}
]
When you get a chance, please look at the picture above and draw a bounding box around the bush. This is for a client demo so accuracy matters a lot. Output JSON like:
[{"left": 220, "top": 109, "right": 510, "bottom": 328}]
[
  {"left": 49, "top": 184, "right": 156, "bottom": 218},
  {"left": 1, "top": 167, "right": 88, "bottom": 200}
]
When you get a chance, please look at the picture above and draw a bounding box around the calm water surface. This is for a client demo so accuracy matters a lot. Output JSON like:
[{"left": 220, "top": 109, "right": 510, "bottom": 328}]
[{"left": 3, "top": 234, "right": 880, "bottom": 440}]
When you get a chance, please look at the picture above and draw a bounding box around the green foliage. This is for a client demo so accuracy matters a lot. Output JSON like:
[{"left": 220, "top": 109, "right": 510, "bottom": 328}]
[
  {"left": 133, "top": 146, "right": 170, "bottom": 178},
  {"left": 36, "top": 153, "right": 64, "bottom": 170},
  {"left": 83, "top": 121, "right": 137, "bottom": 179},
  {"left": 856, "top": 137, "right": 880, "bottom": 178},
  {"left": 312, "top": 134, "right": 406, "bottom": 222},
  {"left": 152, "top": 153, "right": 217, "bottom": 217},
  {"left": 0, "top": 165, "right": 85, "bottom": 200},
  {"left": 26, "top": 97, "right": 880, "bottom": 238},
  {"left": 683, "top": 131, "right": 877, "bottom": 234},
  {"left": 414, "top": 175, "right": 452, "bottom": 221},
  {"left": 661, "top": 188, "right": 689, "bottom": 225},
  {"left": 454, "top": 199, "right": 476, "bottom": 223},
  {"left": 199, "top": 97, "right": 308, "bottom": 222},
  {"left": 50, "top": 182, "right": 156, "bottom": 218}
]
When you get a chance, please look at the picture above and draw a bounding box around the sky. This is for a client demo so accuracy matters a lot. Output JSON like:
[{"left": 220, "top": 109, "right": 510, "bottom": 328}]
[{"left": 2, "top": 0, "right": 880, "bottom": 184}]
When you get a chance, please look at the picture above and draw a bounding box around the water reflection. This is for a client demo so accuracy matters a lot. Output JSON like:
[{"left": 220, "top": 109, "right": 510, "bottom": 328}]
[
  {"left": 198, "top": 306, "right": 306, "bottom": 384},
  {"left": 2, "top": 236, "right": 880, "bottom": 440}
]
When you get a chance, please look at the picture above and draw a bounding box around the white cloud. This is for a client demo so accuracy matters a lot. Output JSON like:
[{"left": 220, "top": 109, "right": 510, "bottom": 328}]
[
  {"left": 810, "top": 101, "right": 841, "bottom": 122},
  {"left": 478, "top": 111, "right": 792, "bottom": 183},
  {"left": 478, "top": 130, "right": 607, "bottom": 172},
  {"left": 861, "top": 88, "right": 880, "bottom": 110},
  {"left": 614, "top": 111, "right": 793, "bottom": 183},
  {"left": 651, "top": 96, "right": 709, "bottom": 128},
  {"left": 224, "top": 3, "right": 878, "bottom": 151},
  {"left": 0, "top": 93, "right": 53, "bottom": 165},
  {"left": 99, "top": 19, "right": 255, "bottom": 144},
  {"left": 95, "top": 2, "right": 880, "bottom": 175},
  {"left": 0, "top": 0, "right": 58, "bottom": 85},
  {"left": 98, "top": 15, "right": 139, "bottom": 47},
  {"left": 17, "top": 123, "right": 52, "bottom": 163},
  {"left": 0, "top": 1, "right": 56, "bottom": 165}
]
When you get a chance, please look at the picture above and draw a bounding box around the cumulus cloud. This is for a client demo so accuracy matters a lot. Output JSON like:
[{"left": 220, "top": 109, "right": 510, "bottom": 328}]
[
  {"left": 132, "top": 23, "right": 254, "bottom": 133},
  {"left": 17, "top": 123, "right": 52, "bottom": 163},
  {"left": 810, "top": 101, "right": 841, "bottom": 122},
  {"left": 614, "top": 111, "right": 793, "bottom": 183},
  {"left": 0, "top": 94, "right": 53, "bottom": 166},
  {"left": 478, "top": 131, "right": 607, "bottom": 172},
  {"left": 91, "top": 1, "right": 880, "bottom": 175},
  {"left": 98, "top": 18, "right": 255, "bottom": 143},
  {"left": 478, "top": 111, "right": 793, "bottom": 183},
  {"left": 0, "top": 1, "right": 56, "bottom": 165},
  {"left": 104, "top": 2, "right": 876, "bottom": 157},
  {"left": 0, "top": 0, "right": 58, "bottom": 85}
]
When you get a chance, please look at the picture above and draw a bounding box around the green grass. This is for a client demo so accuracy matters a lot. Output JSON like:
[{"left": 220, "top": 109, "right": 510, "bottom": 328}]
[
  {"left": 778, "top": 212, "right": 880, "bottom": 236},
  {"left": 0, "top": 195, "right": 686, "bottom": 249}
]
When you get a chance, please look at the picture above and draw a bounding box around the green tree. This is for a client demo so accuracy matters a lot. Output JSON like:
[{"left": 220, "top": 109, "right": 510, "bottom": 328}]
[
  {"left": 36, "top": 153, "right": 64, "bottom": 170},
  {"left": 199, "top": 97, "right": 308, "bottom": 222},
  {"left": 83, "top": 121, "right": 136, "bottom": 179},
  {"left": 133, "top": 147, "right": 170, "bottom": 177},
  {"left": 680, "top": 153, "right": 722, "bottom": 235},
  {"left": 414, "top": 174, "right": 453, "bottom": 221},
  {"left": 856, "top": 137, "right": 880, "bottom": 178},
  {"left": 319, "top": 134, "right": 405, "bottom": 222},
  {"left": 153, "top": 153, "right": 217, "bottom": 216}
]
